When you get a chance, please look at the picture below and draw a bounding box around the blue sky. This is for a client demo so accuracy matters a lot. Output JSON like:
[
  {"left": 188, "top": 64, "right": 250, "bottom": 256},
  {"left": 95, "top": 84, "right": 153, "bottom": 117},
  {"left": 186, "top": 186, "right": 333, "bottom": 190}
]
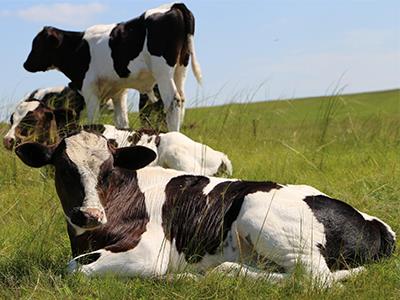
[{"left": 0, "top": 0, "right": 399, "bottom": 115}]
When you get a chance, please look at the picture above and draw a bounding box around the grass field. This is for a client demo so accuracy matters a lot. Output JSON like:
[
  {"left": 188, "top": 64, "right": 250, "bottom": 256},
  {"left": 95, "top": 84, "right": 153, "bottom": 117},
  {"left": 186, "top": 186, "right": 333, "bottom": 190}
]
[{"left": 0, "top": 89, "right": 399, "bottom": 299}]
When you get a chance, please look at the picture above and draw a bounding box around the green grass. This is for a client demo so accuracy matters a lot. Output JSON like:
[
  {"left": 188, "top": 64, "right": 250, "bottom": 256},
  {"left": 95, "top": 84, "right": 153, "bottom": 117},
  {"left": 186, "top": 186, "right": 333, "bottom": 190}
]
[{"left": 0, "top": 89, "right": 399, "bottom": 299}]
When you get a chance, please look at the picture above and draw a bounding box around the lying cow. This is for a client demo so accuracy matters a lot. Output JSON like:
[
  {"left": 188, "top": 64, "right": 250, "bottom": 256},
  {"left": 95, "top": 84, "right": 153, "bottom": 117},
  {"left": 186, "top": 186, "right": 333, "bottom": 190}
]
[
  {"left": 15, "top": 130, "right": 396, "bottom": 286},
  {"left": 4, "top": 99, "right": 232, "bottom": 176},
  {"left": 3, "top": 86, "right": 84, "bottom": 150},
  {"left": 23, "top": 3, "right": 202, "bottom": 131},
  {"left": 99, "top": 125, "right": 232, "bottom": 176}
]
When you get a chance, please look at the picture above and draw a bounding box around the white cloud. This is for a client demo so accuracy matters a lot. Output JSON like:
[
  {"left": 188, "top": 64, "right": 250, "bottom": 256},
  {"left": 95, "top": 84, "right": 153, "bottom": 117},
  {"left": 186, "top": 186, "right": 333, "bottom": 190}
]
[{"left": 16, "top": 2, "right": 106, "bottom": 27}]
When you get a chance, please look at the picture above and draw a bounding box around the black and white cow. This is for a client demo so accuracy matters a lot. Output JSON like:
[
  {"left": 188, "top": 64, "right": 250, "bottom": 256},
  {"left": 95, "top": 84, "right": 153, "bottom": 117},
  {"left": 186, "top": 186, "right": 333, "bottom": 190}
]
[
  {"left": 23, "top": 3, "right": 202, "bottom": 131},
  {"left": 3, "top": 86, "right": 84, "bottom": 150},
  {"left": 95, "top": 125, "right": 232, "bottom": 176},
  {"left": 15, "top": 131, "right": 396, "bottom": 287}
]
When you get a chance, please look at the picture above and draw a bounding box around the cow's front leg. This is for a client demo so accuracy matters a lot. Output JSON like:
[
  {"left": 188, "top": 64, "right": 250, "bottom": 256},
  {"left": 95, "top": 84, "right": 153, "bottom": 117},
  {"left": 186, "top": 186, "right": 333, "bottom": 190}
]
[
  {"left": 82, "top": 88, "right": 101, "bottom": 124},
  {"left": 67, "top": 248, "right": 166, "bottom": 277},
  {"left": 111, "top": 89, "right": 129, "bottom": 129}
]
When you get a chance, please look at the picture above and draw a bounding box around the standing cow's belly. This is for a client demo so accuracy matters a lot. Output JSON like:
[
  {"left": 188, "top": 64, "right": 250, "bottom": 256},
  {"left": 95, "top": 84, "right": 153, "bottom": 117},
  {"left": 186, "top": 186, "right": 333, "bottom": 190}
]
[{"left": 93, "top": 70, "right": 155, "bottom": 100}]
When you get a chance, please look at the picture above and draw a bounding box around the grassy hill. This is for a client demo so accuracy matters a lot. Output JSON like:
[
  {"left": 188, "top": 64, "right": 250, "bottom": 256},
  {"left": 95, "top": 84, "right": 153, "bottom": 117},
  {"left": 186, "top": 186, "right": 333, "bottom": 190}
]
[{"left": 0, "top": 89, "right": 399, "bottom": 299}]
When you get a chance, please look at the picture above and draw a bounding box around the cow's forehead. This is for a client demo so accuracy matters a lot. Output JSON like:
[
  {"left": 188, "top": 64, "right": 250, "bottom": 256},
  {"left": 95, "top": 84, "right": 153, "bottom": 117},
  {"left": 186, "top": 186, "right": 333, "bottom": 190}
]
[
  {"left": 13, "top": 100, "right": 41, "bottom": 124},
  {"left": 65, "top": 131, "right": 111, "bottom": 167}
]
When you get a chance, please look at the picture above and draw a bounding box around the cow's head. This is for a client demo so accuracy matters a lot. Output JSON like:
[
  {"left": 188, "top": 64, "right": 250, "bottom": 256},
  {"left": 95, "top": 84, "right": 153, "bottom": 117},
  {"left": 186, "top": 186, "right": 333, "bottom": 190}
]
[
  {"left": 15, "top": 131, "right": 156, "bottom": 231},
  {"left": 3, "top": 100, "right": 78, "bottom": 150},
  {"left": 24, "top": 26, "right": 63, "bottom": 72}
]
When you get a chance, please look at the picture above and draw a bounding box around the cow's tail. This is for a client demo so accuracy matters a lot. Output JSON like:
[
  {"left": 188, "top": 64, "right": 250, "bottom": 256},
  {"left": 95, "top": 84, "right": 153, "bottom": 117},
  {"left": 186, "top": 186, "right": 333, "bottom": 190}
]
[
  {"left": 187, "top": 35, "right": 202, "bottom": 84},
  {"left": 173, "top": 3, "right": 202, "bottom": 84}
]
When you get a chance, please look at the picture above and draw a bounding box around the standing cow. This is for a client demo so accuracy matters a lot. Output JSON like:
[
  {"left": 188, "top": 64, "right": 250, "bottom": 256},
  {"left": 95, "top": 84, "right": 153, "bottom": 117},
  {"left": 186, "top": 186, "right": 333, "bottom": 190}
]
[
  {"left": 15, "top": 131, "right": 396, "bottom": 287},
  {"left": 23, "top": 3, "right": 202, "bottom": 131}
]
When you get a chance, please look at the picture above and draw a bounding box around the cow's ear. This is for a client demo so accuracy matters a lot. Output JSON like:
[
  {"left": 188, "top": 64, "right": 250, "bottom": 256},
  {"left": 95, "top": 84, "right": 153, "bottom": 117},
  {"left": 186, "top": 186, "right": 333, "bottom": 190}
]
[
  {"left": 44, "top": 26, "right": 63, "bottom": 48},
  {"left": 113, "top": 146, "right": 156, "bottom": 170},
  {"left": 15, "top": 142, "right": 55, "bottom": 168}
]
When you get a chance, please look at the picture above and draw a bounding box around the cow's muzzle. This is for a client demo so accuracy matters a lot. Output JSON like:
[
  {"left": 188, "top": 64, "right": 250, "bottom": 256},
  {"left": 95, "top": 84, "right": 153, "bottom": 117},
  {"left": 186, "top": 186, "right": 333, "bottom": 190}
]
[
  {"left": 70, "top": 207, "right": 107, "bottom": 229},
  {"left": 3, "top": 136, "right": 15, "bottom": 151}
]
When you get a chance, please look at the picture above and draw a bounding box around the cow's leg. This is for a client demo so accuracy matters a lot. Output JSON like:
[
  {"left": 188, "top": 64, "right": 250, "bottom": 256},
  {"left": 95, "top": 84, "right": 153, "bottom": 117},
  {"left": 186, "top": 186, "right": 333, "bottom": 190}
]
[
  {"left": 151, "top": 57, "right": 181, "bottom": 131},
  {"left": 173, "top": 65, "right": 188, "bottom": 123},
  {"left": 68, "top": 247, "right": 167, "bottom": 277},
  {"left": 82, "top": 88, "right": 101, "bottom": 124},
  {"left": 332, "top": 266, "right": 365, "bottom": 281},
  {"left": 211, "top": 262, "right": 288, "bottom": 283},
  {"left": 111, "top": 89, "right": 129, "bottom": 129},
  {"left": 68, "top": 226, "right": 170, "bottom": 277}
]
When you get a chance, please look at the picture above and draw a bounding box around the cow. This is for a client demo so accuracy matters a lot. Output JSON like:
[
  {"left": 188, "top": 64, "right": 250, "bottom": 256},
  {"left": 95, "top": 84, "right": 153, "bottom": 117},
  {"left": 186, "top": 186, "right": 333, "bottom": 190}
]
[
  {"left": 23, "top": 3, "right": 202, "bottom": 131},
  {"left": 4, "top": 100, "right": 232, "bottom": 176},
  {"left": 15, "top": 130, "right": 396, "bottom": 287},
  {"left": 101, "top": 125, "right": 233, "bottom": 176},
  {"left": 3, "top": 86, "right": 84, "bottom": 150}
]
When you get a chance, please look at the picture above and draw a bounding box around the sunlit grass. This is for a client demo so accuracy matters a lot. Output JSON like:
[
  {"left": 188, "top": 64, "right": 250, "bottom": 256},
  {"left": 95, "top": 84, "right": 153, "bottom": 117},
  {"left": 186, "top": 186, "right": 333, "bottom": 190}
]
[{"left": 0, "top": 89, "right": 399, "bottom": 299}]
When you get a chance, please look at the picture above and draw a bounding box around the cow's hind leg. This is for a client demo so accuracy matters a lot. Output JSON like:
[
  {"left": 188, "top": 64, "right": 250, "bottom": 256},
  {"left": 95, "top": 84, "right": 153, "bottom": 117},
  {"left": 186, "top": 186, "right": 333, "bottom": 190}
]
[
  {"left": 332, "top": 266, "right": 365, "bottom": 281},
  {"left": 173, "top": 64, "right": 188, "bottom": 123},
  {"left": 151, "top": 57, "right": 182, "bottom": 131},
  {"left": 211, "top": 262, "right": 289, "bottom": 283}
]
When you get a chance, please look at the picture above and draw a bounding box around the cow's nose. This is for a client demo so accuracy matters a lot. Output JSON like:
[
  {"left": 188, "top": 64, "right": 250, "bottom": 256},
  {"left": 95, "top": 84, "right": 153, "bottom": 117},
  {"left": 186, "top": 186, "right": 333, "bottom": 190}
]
[
  {"left": 81, "top": 207, "right": 106, "bottom": 227},
  {"left": 3, "top": 137, "right": 15, "bottom": 150}
]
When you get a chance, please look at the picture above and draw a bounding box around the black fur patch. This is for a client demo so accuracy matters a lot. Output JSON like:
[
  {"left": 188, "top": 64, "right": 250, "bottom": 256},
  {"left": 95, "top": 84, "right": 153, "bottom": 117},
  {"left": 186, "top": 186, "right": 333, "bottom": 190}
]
[
  {"left": 28, "top": 89, "right": 39, "bottom": 99},
  {"left": 162, "top": 175, "right": 281, "bottom": 263},
  {"left": 303, "top": 195, "right": 395, "bottom": 270},
  {"left": 109, "top": 14, "right": 146, "bottom": 78},
  {"left": 109, "top": 3, "right": 195, "bottom": 78},
  {"left": 56, "top": 31, "right": 90, "bottom": 91},
  {"left": 9, "top": 113, "right": 14, "bottom": 125},
  {"left": 82, "top": 124, "right": 106, "bottom": 134}
]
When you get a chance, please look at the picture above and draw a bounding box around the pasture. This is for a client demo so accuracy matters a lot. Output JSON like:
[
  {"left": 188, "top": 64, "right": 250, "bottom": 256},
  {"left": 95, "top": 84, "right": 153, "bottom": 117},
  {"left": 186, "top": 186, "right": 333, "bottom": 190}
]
[{"left": 0, "top": 89, "right": 399, "bottom": 299}]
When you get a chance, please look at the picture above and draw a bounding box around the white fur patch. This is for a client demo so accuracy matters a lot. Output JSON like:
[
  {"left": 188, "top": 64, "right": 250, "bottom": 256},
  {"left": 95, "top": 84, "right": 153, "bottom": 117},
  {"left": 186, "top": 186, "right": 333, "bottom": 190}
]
[
  {"left": 65, "top": 131, "right": 110, "bottom": 220},
  {"left": 144, "top": 3, "right": 174, "bottom": 19},
  {"left": 4, "top": 100, "right": 41, "bottom": 140}
]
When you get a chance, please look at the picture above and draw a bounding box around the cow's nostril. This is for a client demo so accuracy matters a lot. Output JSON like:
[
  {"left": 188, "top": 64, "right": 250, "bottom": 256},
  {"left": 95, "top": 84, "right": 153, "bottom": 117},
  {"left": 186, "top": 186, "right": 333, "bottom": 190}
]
[{"left": 81, "top": 207, "right": 106, "bottom": 226}]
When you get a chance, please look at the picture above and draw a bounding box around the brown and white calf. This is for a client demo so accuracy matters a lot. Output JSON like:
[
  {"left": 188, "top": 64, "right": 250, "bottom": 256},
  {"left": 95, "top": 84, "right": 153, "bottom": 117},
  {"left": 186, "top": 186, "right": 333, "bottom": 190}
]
[
  {"left": 15, "top": 131, "right": 396, "bottom": 286},
  {"left": 23, "top": 3, "right": 202, "bottom": 131}
]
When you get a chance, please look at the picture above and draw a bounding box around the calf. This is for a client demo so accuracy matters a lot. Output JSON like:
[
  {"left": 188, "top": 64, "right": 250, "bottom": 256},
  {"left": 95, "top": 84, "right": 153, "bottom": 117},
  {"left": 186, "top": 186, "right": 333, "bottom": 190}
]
[
  {"left": 15, "top": 131, "right": 396, "bottom": 287},
  {"left": 102, "top": 125, "right": 232, "bottom": 176},
  {"left": 3, "top": 86, "right": 83, "bottom": 150},
  {"left": 23, "top": 3, "right": 202, "bottom": 131}
]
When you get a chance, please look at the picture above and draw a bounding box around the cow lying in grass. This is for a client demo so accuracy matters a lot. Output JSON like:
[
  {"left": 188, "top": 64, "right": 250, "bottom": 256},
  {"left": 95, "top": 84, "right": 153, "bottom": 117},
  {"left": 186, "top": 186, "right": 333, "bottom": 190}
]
[
  {"left": 15, "top": 130, "right": 396, "bottom": 287},
  {"left": 4, "top": 99, "right": 232, "bottom": 176},
  {"left": 3, "top": 86, "right": 84, "bottom": 150}
]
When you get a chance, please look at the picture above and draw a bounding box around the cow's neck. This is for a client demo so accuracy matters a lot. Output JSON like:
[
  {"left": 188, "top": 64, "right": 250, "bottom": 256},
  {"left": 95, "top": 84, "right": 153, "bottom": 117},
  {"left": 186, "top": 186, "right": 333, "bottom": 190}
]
[
  {"left": 53, "top": 30, "right": 90, "bottom": 91},
  {"left": 67, "top": 168, "right": 150, "bottom": 257}
]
